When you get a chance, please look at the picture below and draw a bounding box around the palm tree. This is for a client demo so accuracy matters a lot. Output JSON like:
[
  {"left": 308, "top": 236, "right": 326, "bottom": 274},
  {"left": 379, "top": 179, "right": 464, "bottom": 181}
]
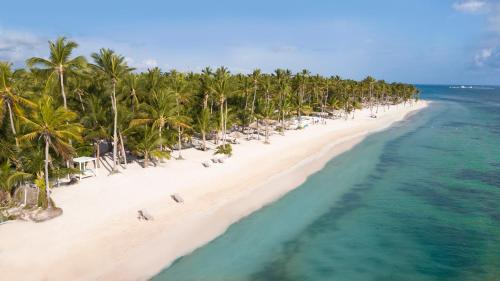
[
  {"left": 210, "top": 67, "right": 232, "bottom": 144},
  {"left": 200, "top": 67, "right": 212, "bottom": 110},
  {"left": 274, "top": 69, "right": 291, "bottom": 133},
  {"left": 19, "top": 95, "right": 82, "bottom": 207},
  {"left": 91, "top": 48, "right": 133, "bottom": 172},
  {"left": 169, "top": 71, "right": 193, "bottom": 159},
  {"left": 196, "top": 108, "right": 212, "bottom": 150},
  {"left": 250, "top": 69, "right": 261, "bottom": 125},
  {"left": 120, "top": 73, "right": 140, "bottom": 112},
  {"left": 26, "top": 37, "right": 86, "bottom": 109},
  {"left": 115, "top": 104, "right": 135, "bottom": 167},
  {"left": 144, "top": 67, "right": 163, "bottom": 94},
  {"left": 199, "top": 67, "right": 213, "bottom": 147},
  {"left": 131, "top": 89, "right": 176, "bottom": 153},
  {"left": 0, "top": 62, "right": 34, "bottom": 144},
  {"left": 294, "top": 69, "right": 310, "bottom": 126},
  {"left": 0, "top": 160, "right": 30, "bottom": 204},
  {"left": 81, "top": 95, "right": 108, "bottom": 168},
  {"left": 130, "top": 126, "right": 169, "bottom": 168}
]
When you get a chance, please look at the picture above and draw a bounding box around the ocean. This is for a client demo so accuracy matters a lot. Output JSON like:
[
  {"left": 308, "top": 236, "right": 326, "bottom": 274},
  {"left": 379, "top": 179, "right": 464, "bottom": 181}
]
[{"left": 153, "top": 85, "right": 500, "bottom": 281}]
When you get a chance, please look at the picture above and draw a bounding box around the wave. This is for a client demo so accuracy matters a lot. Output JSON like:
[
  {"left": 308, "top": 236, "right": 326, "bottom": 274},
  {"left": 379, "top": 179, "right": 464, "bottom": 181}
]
[{"left": 449, "top": 85, "right": 495, "bottom": 90}]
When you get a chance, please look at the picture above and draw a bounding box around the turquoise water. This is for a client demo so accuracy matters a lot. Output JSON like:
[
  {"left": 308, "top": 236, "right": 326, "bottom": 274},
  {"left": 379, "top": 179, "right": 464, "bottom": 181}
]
[{"left": 153, "top": 86, "right": 500, "bottom": 281}]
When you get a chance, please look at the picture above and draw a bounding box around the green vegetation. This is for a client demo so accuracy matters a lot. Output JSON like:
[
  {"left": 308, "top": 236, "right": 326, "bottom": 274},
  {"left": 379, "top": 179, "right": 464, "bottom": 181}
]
[
  {"left": 215, "top": 144, "right": 233, "bottom": 157},
  {"left": 0, "top": 37, "right": 419, "bottom": 209}
]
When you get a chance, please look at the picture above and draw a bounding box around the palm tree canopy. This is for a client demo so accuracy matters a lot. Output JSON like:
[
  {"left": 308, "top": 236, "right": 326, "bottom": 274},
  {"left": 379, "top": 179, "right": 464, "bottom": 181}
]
[
  {"left": 19, "top": 95, "right": 83, "bottom": 160},
  {"left": 26, "top": 37, "right": 87, "bottom": 73},
  {"left": 0, "top": 160, "right": 30, "bottom": 194},
  {"left": 90, "top": 48, "right": 134, "bottom": 82},
  {"left": 0, "top": 62, "right": 35, "bottom": 123}
]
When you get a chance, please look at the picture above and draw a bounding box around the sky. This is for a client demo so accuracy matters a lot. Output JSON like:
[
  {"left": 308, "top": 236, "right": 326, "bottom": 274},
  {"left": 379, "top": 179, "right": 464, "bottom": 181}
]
[{"left": 1, "top": 0, "right": 499, "bottom": 85}]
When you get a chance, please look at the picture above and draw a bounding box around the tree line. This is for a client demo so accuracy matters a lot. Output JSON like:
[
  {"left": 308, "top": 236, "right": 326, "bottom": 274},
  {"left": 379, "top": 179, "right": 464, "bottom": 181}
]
[{"left": 0, "top": 37, "right": 419, "bottom": 208}]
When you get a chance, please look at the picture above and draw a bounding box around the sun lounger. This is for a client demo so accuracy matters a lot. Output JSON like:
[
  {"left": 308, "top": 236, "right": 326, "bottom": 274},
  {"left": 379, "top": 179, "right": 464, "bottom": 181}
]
[
  {"left": 137, "top": 209, "right": 154, "bottom": 221},
  {"left": 211, "top": 158, "right": 218, "bottom": 163},
  {"left": 217, "top": 158, "right": 224, "bottom": 163},
  {"left": 171, "top": 193, "right": 184, "bottom": 203},
  {"left": 202, "top": 161, "right": 210, "bottom": 168}
]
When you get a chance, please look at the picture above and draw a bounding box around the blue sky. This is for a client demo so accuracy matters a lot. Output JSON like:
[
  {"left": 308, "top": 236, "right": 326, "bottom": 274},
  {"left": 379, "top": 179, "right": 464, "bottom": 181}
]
[{"left": 1, "top": 0, "right": 499, "bottom": 85}]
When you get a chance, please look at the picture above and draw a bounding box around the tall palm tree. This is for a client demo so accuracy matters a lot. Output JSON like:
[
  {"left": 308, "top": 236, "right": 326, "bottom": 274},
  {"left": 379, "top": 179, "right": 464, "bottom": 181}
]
[
  {"left": 81, "top": 95, "right": 108, "bottom": 168},
  {"left": 199, "top": 67, "right": 213, "bottom": 147},
  {"left": 169, "top": 71, "right": 192, "bottom": 159},
  {"left": 250, "top": 69, "right": 261, "bottom": 124},
  {"left": 91, "top": 48, "right": 133, "bottom": 172},
  {"left": 210, "top": 67, "right": 232, "bottom": 144},
  {"left": 196, "top": 108, "right": 212, "bottom": 150},
  {"left": 274, "top": 69, "right": 291, "bottom": 133},
  {"left": 144, "top": 67, "right": 163, "bottom": 94},
  {"left": 19, "top": 95, "right": 82, "bottom": 206},
  {"left": 120, "top": 73, "right": 140, "bottom": 112},
  {"left": 294, "top": 69, "right": 310, "bottom": 126},
  {"left": 26, "top": 37, "right": 86, "bottom": 109},
  {"left": 200, "top": 67, "right": 212, "bottom": 110},
  {"left": 0, "top": 62, "right": 34, "bottom": 143}
]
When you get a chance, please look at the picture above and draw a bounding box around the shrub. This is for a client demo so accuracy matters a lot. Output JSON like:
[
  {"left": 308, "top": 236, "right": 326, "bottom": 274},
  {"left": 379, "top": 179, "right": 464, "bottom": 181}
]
[{"left": 214, "top": 144, "right": 232, "bottom": 157}]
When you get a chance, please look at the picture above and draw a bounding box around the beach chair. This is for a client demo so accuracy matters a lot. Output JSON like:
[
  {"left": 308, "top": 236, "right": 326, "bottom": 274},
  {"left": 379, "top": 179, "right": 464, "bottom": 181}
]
[
  {"left": 137, "top": 209, "right": 154, "bottom": 221},
  {"left": 171, "top": 193, "right": 184, "bottom": 203}
]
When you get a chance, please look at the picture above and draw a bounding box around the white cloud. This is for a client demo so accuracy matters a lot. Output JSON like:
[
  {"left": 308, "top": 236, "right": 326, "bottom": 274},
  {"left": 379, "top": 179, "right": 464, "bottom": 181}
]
[
  {"left": 0, "top": 28, "right": 45, "bottom": 64},
  {"left": 453, "top": 0, "right": 487, "bottom": 13},
  {"left": 141, "top": 59, "right": 157, "bottom": 68},
  {"left": 474, "top": 48, "right": 493, "bottom": 65},
  {"left": 123, "top": 57, "right": 157, "bottom": 70},
  {"left": 453, "top": 1, "right": 500, "bottom": 69}
]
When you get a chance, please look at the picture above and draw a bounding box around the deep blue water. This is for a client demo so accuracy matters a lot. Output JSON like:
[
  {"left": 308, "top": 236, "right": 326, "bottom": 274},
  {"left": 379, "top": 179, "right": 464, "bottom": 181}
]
[{"left": 153, "top": 85, "right": 500, "bottom": 281}]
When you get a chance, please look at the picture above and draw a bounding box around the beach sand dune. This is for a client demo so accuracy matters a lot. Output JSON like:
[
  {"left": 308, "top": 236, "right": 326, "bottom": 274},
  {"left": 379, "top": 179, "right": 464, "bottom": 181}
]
[{"left": 0, "top": 101, "right": 428, "bottom": 281}]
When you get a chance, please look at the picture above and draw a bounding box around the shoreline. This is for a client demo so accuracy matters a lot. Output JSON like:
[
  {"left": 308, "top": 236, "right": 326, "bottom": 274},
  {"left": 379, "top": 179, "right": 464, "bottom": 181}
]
[{"left": 0, "top": 101, "right": 429, "bottom": 281}]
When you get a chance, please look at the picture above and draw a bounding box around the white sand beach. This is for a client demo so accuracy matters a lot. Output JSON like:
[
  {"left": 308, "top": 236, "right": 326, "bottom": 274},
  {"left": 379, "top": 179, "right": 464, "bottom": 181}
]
[{"left": 0, "top": 101, "right": 428, "bottom": 281}]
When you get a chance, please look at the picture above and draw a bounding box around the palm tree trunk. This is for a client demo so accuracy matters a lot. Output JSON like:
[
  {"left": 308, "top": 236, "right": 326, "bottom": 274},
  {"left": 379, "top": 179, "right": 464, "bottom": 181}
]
[
  {"left": 23, "top": 185, "right": 28, "bottom": 206},
  {"left": 77, "top": 91, "right": 85, "bottom": 112},
  {"left": 251, "top": 85, "right": 257, "bottom": 121},
  {"left": 44, "top": 138, "right": 51, "bottom": 208},
  {"left": 95, "top": 141, "right": 101, "bottom": 168},
  {"left": 256, "top": 118, "right": 260, "bottom": 140},
  {"left": 60, "top": 69, "right": 72, "bottom": 171},
  {"left": 220, "top": 98, "right": 224, "bottom": 145},
  {"left": 119, "top": 132, "right": 127, "bottom": 167},
  {"left": 131, "top": 89, "right": 137, "bottom": 112},
  {"left": 281, "top": 109, "right": 285, "bottom": 135},
  {"left": 6, "top": 102, "right": 16, "bottom": 136},
  {"left": 111, "top": 81, "right": 118, "bottom": 171},
  {"left": 59, "top": 69, "right": 67, "bottom": 109},
  {"left": 265, "top": 120, "right": 270, "bottom": 144},
  {"left": 202, "top": 130, "right": 206, "bottom": 151},
  {"left": 159, "top": 126, "right": 163, "bottom": 151},
  {"left": 6, "top": 102, "right": 19, "bottom": 147},
  {"left": 203, "top": 93, "right": 209, "bottom": 110},
  {"left": 144, "top": 152, "right": 149, "bottom": 168},
  {"left": 297, "top": 89, "right": 302, "bottom": 127},
  {"left": 224, "top": 101, "right": 228, "bottom": 143},
  {"left": 177, "top": 126, "right": 183, "bottom": 159}
]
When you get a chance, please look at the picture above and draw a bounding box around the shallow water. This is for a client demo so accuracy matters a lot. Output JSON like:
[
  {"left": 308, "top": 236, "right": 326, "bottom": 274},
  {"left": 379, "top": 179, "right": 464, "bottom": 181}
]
[{"left": 153, "top": 85, "right": 500, "bottom": 281}]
